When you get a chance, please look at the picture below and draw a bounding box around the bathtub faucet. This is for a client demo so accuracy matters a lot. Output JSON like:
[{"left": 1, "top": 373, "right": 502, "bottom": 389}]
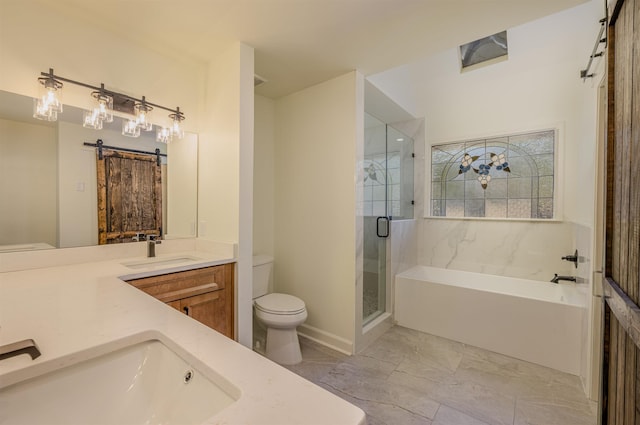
[{"left": 550, "top": 274, "right": 577, "bottom": 284}]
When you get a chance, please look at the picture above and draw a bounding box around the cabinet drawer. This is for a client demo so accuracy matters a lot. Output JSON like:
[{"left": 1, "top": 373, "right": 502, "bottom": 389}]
[{"left": 127, "top": 264, "right": 228, "bottom": 300}]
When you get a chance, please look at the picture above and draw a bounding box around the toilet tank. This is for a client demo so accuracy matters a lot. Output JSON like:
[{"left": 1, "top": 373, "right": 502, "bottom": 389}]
[{"left": 252, "top": 255, "right": 274, "bottom": 299}]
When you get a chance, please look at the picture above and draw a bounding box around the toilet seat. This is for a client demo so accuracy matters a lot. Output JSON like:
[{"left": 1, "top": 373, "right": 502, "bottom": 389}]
[{"left": 255, "top": 293, "right": 306, "bottom": 315}]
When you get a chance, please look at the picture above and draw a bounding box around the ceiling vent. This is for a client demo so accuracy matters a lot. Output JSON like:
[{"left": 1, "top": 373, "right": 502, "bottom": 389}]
[{"left": 459, "top": 31, "right": 508, "bottom": 71}]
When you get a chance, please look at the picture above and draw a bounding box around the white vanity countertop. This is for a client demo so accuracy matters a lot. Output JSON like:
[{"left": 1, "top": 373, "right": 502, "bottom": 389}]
[{"left": 0, "top": 250, "right": 366, "bottom": 425}]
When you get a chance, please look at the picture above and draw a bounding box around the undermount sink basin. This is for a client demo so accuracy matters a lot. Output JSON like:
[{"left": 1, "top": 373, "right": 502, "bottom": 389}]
[
  {"left": 0, "top": 338, "right": 239, "bottom": 425},
  {"left": 121, "top": 256, "right": 202, "bottom": 269}
]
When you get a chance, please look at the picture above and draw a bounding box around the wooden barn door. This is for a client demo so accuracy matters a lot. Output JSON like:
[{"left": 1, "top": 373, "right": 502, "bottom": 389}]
[
  {"left": 602, "top": 0, "right": 640, "bottom": 423},
  {"left": 96, "top": 149, "right": 162, "bottom": 244}
]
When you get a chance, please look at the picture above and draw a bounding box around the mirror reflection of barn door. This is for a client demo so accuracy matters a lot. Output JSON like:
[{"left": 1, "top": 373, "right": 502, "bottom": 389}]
[
  {"left": 601, "top": 0, "right": 640, "bottom": 423},
  {"left": 96, "top": 149, "right": 162, "bottom": 244}
]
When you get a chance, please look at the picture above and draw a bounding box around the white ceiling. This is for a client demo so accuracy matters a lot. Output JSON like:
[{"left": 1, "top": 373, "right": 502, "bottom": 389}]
[{"left": 51, "top": 0, "right": 588, "bottom": 99}]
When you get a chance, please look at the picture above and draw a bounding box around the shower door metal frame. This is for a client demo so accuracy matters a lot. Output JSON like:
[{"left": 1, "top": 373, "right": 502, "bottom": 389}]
[{"left": 363, "top": 114, "right": 391, "bottom": 327}]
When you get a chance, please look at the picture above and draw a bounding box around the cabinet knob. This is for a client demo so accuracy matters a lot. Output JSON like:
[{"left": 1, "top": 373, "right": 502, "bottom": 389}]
[{"left": 183, "top": 306, "right": 191, "bottom": 316}]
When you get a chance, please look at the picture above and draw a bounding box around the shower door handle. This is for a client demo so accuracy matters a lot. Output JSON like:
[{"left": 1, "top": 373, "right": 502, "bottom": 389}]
[{"left": 376, "top": 216, "right": 390, "bottom": 238}]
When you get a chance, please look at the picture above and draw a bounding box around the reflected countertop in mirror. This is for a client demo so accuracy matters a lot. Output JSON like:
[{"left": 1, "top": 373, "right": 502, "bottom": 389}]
[{"left": 0, "top": 90, "right": 198, "bottom": 253}]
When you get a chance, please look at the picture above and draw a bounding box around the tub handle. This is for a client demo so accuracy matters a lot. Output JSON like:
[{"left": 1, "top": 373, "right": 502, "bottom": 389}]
[
  {"left": 561, "top": 249, "right": 579, "bottom": 268},
  {"left": 376, "top": 216, "right": 390, "bottom": 238}
]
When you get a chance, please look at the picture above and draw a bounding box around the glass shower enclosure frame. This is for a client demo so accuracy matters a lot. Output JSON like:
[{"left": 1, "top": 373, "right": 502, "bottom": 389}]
[{"left": 363, "top": 112, "right": 414, "bottom": 326}]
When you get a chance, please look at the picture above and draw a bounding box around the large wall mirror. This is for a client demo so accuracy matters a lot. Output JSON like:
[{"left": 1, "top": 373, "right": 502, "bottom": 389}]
[{"left": 0, "top": 90, "right": 198, "bottom": 252}]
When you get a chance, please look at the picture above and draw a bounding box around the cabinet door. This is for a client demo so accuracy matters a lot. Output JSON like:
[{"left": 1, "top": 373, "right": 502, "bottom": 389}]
[
  {"left": 126, "top": 263, "right": 235, "bottom": 339},
  {"left": 181, "top": 290, "right": 231, "bottom": 338}
]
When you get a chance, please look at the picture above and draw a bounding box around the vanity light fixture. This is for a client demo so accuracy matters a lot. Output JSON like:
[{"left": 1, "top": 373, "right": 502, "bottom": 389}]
[
  {"left": 33, "top": 68, "right": 63, "bottom": 121},
  {"left": 156, "top": 126, "right": 172, "bottom": 143},
  {"left": 134, "top": 97, "right": 153, "bottom": 131},
  {"left": 169, "top": 107, "right": 185, "bottom": 139},
  {"left": 83, "top": 108, "right": 103, "bottom": 130},
  {"left": 33, "top": 68, "right": 186, "bottom": 140},
  {"left": 122, "top": 118, "right": 141, "bottom": 138},
  {"left": 90, "top": 84, "right": 114, "bottom": 124},
  {"left": 155, "top": 107, "right": 185, "bottom": 143}
]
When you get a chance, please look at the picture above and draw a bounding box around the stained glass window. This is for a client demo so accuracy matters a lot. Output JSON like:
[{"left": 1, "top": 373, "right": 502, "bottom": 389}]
[{"left": 430, "top": 129, "right": 555, "bottom": 219}]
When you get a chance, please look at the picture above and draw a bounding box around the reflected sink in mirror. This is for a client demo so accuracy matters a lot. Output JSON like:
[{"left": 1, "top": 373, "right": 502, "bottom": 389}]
[
  {"left": 121, "top": 256, "right": 203, "bottom": 269},
  {"left": 0, "top": 339, "right": 238, "bottom": 425}
]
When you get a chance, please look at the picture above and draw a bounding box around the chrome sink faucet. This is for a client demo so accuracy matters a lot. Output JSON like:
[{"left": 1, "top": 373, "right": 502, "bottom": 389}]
[
  {"left": 0, "top": 339, "right": 41, "bottom": 361},
  {"left": 147, "top": 234, "right": 162, "bottom": 257}
]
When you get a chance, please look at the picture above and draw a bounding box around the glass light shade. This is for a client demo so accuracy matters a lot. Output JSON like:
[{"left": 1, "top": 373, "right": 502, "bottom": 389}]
[
  {"left": 122, "top": 119, "right": 140, "bottom": 137},
  {"left": 95, "top": 94, "right": 113, "bottom": 123},
  {"left": 83, "top": 109, "right": 103, "bottom": 130},
  {"left": 170, "top": 118, "right": 184, "bottom": 139},
  {"left": 134, "top": 103, "right": 153, "bottom": 131},
  {"left": 156, "top": 127, "right": 172, "bottom": 143},
  {"left": 33, "top": 98, "right": 58, "bottom": 121},
  {"left": 38, "top": 83, "right": 63, "bottom": 113}
]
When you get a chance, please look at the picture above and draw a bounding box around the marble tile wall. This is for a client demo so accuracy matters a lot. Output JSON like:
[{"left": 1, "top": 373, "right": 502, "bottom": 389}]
[
  {"left": 418, "top": 219, "right": 576, "bottom": 281},
  {"left": 389, "top": 219, "right": 417, "bottom": 314}
]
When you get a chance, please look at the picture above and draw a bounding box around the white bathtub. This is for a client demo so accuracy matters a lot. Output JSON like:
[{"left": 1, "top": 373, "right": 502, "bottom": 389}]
[{"left": 395, "top": 266, "right": 587, "bottom": 375}]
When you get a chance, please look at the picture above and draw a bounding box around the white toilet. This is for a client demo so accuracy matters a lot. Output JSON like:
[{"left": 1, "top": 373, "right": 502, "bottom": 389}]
[{"left": 253, "top": 255, "right": 307, "bottom": 365}]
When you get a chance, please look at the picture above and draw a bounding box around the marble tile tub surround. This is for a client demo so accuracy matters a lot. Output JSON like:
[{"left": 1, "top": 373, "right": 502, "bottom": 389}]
[
  {"left": 286, "top": 326, "right": 597, "bottom": 425},
  {"left": 418, "top": 218, "right": 576, "bottom": 281}
]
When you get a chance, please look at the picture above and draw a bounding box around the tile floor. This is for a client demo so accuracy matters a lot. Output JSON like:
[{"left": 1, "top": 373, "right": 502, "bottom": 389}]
[{"left": 284, "top": 326, "right": 597, "bottom": 425}]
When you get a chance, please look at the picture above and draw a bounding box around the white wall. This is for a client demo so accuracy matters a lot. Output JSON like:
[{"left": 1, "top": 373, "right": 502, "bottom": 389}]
[
  {"left": 238, "top": 44, "right": 256, "bottom": 349},
  {"left": 57, "top": 122, "right": 101, "bottom": 248},
  {"left": 0, "top": 119, "right": 57, "bottom": 246},
  {"left": 274, "top": 72, "right": 360, "bottom": 353},
  {"left": 199, "top": 42, "right": 255, "bottom": 347},
  {"left": 254, "top": 95, "right": 276, "bottom": 257},
  {"left": 167, "top": 133, "right": 198, "bottom": 239}
]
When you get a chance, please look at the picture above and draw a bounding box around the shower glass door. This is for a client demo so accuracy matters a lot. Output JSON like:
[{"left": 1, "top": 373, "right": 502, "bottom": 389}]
[{"left": 363, "top": 113, "right": 414, "bottom": 326}]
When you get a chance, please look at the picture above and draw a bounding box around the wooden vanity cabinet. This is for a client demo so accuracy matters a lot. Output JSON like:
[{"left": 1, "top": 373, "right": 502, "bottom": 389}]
[{"left": 126, "top": 263, "right": 234, "bottom": 339}]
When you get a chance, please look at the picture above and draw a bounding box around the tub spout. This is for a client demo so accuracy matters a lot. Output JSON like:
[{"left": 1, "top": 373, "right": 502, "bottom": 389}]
[{"left": 550, "top": 274, "right": 577, "bottom": 283}]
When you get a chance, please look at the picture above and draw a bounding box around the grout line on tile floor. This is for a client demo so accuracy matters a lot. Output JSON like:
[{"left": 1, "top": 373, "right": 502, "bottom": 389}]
[{"left": 323, "top": 382, "right": 436, "bottom": 422}]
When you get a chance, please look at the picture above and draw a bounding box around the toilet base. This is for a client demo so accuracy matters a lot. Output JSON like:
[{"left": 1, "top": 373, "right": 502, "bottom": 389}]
[{"left": 265, "top": 327, "right": 302, "bottom": 365}]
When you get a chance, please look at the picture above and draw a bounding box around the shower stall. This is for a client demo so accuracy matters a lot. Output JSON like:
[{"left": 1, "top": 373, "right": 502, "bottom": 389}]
[{"left": 362, "top": 112, "right": 414, "bottom": 326}]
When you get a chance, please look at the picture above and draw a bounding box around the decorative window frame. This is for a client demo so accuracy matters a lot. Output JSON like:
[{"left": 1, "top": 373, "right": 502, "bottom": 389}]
[{"left": 425, "top": 127, "right": 562, "bottom": 221}]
